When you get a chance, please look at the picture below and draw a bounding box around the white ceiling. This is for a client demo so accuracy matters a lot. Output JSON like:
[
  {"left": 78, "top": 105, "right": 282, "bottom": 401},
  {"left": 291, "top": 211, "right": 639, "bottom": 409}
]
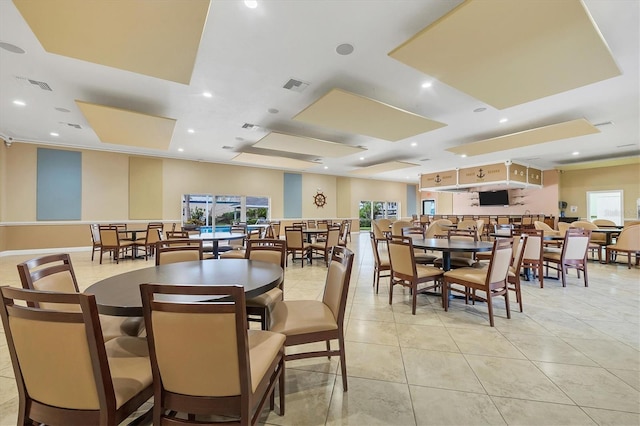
[{"left": 0, "top": 0, "right": 638, "bottom": 183}]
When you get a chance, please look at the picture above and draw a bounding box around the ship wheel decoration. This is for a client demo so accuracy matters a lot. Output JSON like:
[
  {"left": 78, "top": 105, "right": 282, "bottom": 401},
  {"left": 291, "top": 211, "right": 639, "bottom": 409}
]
[{"left": 313, "top": 190, "right": 327, "bottom": 208}]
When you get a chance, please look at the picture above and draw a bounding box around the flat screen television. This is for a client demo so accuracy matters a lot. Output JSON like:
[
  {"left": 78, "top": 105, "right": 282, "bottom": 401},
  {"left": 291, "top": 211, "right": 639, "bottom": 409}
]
[{"left": 479, "top": 190, "right": 509, "bottom": 206}]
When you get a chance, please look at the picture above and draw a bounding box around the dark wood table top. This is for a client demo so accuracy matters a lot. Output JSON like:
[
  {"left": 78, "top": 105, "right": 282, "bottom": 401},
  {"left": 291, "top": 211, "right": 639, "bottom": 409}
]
[
  {"left": 411, "top": 238, "right": 494, "bottom": 253},
  {"left": 85, "top": 259, "right": 283, "bottom": 317}
]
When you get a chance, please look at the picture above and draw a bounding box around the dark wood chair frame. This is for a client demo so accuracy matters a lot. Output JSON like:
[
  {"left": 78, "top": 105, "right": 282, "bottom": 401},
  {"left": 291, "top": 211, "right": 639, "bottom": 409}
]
[
  {"left": 245, "top": 239, "right": 286, "bottom": 330},
  {"left": 155, "top": 239, "right": 204, "bottom": 265},
  {"left": 370, "top": 231, "right": 391, "bottom": 294},
  {"left": 0, "top": 286, "right": 153, "bottom": 426},
  {"left": 544, "top": 228, "right": 591, "bottom": 287},
  {"left": 140, "top": 283, "right": 285, "bottom": 425}
]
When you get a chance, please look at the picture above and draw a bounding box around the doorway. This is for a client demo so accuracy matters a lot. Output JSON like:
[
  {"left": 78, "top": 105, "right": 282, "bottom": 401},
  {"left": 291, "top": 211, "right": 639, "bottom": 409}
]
[
  {"left": 587, "top": 190, "right": 623, "bottom": 225},
  {"left": 422, "top": 199, "right": 436, "bottom": 216}
]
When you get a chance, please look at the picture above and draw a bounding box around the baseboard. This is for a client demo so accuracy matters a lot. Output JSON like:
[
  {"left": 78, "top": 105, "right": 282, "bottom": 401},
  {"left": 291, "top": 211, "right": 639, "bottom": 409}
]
[{"left": 0, "top": 246, "right": 91, "bottom": 257}]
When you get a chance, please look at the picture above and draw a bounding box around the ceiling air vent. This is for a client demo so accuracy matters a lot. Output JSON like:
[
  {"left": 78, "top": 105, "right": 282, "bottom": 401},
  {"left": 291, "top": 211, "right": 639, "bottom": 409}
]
[
  {"left": 241, "top": 123, "right": 259, "bottom": 130},
  {"left": 419, "top": 158, "right": 430, "bottom": 162},
  {"left": 282, "top": 78, "right": 309, "bottom": 93},
  {"left": 222, "top": 145, "right": 233, "bottom": 150},
  {"left": 65, "top": 123, "right": 82, "bottom": 129},
  {"left": 29, "top": 79, "right": 52, "bottom": 91}
]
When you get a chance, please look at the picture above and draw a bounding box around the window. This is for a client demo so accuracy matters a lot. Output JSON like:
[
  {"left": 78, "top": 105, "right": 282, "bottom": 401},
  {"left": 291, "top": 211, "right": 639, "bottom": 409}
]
[
  {"left": 587, "top": 190, "right": 623, "bottom": 225},
  {"left": 359, "top": 200, "right": 400, "bottom": 230},
  {"left": 182, "top": 194, "right": 270, "bottom": 229}
]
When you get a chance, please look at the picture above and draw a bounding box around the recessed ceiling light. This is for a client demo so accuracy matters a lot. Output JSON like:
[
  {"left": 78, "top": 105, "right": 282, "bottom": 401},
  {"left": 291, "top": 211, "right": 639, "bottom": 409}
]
[
  {"left": 473, "top": 107, "right": 487, "bottom": 113},
  {"left": 50, "top": 132, "right": 59, "bottom": 137},
  {"left": 421, "top": 82, "right": 432, "bottom": 88},
  {"left": 411, "top": 142, "right": 417, "bottom": 147},
  {"left": 460, "top": 154, "right": 467, "bottom": 158},
  {"left": 0, "top": 42, "right": 25, "bottom": 54},
  {"left": 572, "top": 151, "right": 579, "bottom": 155},
  {"left": 187, "top": 129, "right": 195, "bottom": 133},
  {"left": 244, "top": 0, "right": 258, "bottom": 8},
  {"left": 336, "top": 43, "right": 354, "bottom": 55},
  {"left": 323, "top": 166, "right": 328, "bottom": 170},
  {"left": 499, "top": 118, "right": 508, "bottom": 123},
  {"left": 13, "top": 100, "right": 25, "bottom": 106},
  {"left": 178, "top": 148, "right": 184, "bottom": 152},
  {"left": 202, "top": 91, "right": 212, "bottom": 98},
  {"left": 359, "top": 157, "right": 364, "bottom": 161}
]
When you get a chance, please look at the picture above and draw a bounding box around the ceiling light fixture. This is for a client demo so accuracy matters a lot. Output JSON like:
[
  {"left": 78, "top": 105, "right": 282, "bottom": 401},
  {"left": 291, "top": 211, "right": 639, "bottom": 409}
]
[
  {"left": 572, "top": 151, "right": 580, "bottom": 155},
  {"left": 323, "top": 166, "right": 328, "bottom": 170},
  {"left": 359, "top": 157, "right": 364, "bottom": 161},
  {"left": 336, "top": 43, "right": 354, "bottom": 55},
  {"left": 202, "top": 92, "right": 212, "bottom": 98},
  {"left": 244, "top": 0, "right": 258, "bottom": 9},
  {"left": 411, "top": 142, "right": 417, "bottom": 147},
  {"left": 499, "top": 118, "right": 508, "bottom": 123},
  {"left": 421, "top": 82, "right": 432, "bottom": 88},
  {"left": 460, "top": 154, "right": 467, "bottom": 158},
  {"left": 13, "top": 100, "right": 26, "bottom": 106},
  {"left": 178, "top": 148, "right": 184, "bottom": 152},
  {"left": 187, "top": 129, "right": 195, "bottom": 133},
  {"left": 50, "top": 132, "right": 59, "bottom": 137}
]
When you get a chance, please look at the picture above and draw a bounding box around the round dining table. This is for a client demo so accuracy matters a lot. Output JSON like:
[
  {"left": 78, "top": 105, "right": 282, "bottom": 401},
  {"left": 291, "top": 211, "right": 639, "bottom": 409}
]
[
  {"left": 85, "top": 259, "right": 283, "bottom": 317},
  {"left": 410, "top": 238, "right": 494, "bottom": 271}
]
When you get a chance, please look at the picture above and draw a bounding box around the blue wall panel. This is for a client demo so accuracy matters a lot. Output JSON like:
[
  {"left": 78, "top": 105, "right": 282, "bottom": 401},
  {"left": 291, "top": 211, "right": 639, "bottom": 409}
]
[
  {"left": 406, "top": 184, "right": 417, "bottom": 216},
  {"left": 283, "top": 173, "right": 302, "bottom": 218},
  {"left": 37, "top": 148, "right": 82, "bottom": 220}
]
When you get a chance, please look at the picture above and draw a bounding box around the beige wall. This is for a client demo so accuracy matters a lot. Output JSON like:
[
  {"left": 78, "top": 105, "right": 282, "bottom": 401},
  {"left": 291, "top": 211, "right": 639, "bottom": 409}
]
[
  {"left": 82, "top": 150, "right": 130, "bottom": 220},
  {"left": 560, "top": 163, "right": 640, "bottom": 221}
]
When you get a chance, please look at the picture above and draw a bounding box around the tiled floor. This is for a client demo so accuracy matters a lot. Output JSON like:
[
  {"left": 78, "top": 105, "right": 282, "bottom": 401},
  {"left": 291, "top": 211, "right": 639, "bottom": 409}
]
[{"left": 0, "top": 232, "right": 638, "bottom": 425}]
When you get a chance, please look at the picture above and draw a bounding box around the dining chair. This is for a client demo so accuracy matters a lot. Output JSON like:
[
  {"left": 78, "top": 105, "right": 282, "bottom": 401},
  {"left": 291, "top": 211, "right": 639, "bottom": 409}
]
[
  {"left": 387, "top": 236, "right": 443, "bottom": 315},
  {"left": 89, "top": 223, "right": 101, "bottom": 261},
  {"left": 135, "top": 224, "right": 164, "bottom": 260},
  {"left": 244, "top": 239, "right": 286, "bottom": 330},
  {"left": 0, "top": 286, "right": 153, "bottom": 426},
  {"left": 593, "top": 218, "right": 617, "bottom": 227},
  {"left": 519, "top": 229, "right": 544, "bottom": 288},
  {"left": 155, "top": 239, "right": 203, "bottom": 265},
  {"left": 424, "top": 219, "right": 452, "bottom": 239},
  {"left": 271, "top": 221, "right": 281, "bottom": 238},
  {"left": 507, "top": 233, "right": 528, "bottom": 312},
  {"left": 16, "top": 253, "right": 144, "bottom": 341},
  {"left": 140, "top": 283, "right": 285, "bottom": 425},
  {"left": 571, "top": 221, "right": 607, "bottom": 262},
  {"left": 433, "top": 229, "right": 479, "bottom": 269},
  {"left": 605, "top": 224, "right": 640, "bottom": 268},
  {"left": 443, "top": 237, "right": 514, "bottom": 327},
  {"left": 284, "top": 226, "right": 311, "bottom": 267},
  {"left": 270, "top": 246, "right": 354, "bottom": 391},
  {"left": 166, "top": 230, "right": 189, "bottom": 239},
  {"left": 307, "top": 219, "right": 317, "bottom": 229},
  {"left": 370, "top": 231, "right": 391, "bottom": 294},
  {"left": 391, "top": 220, "right": 413, "bottom": 237},
  {"left": 543, "top": 228, "right": 591, "bottom": 287},
  {"left": 219, "top": 225, "right": 248, "bottom": 259},
  {"left": 98, "top": 226, "right": 134, "bottom": 264},
  {"left": 310, "top": 225, "right": 341, "bottom": 265},
  {"left": 401, "top": 226, "right": 437, "bottom": 264}
]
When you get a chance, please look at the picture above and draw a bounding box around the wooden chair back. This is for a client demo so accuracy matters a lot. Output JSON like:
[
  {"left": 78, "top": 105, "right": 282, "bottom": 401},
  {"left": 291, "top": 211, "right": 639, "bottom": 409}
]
[
  {"left": 0, "top": 286, "right": 152, "bottom": 425},
  {"left": 155, "top": 239, "right": 203, "bottom": 265}
]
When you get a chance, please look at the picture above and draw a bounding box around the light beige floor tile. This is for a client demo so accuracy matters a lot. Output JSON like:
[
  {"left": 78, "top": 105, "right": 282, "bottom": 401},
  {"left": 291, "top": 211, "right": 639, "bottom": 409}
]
[
  {"left": 285, "top": 342, "right": 340, "bottom": 375},
  {"left": 535, "top": 362, "right": 640, "bottom": 413},
  {"left": 447, "top": 327, "right": 526, "bottom": 359},
  {"left": 326, "top": 377, "right": 415, "bottom": 425},
  {"left": 262, "top": 369, "right": 335, "bottom": 426},
  {"left": 492, "top": 396, "right": 596, "bottom": 425},
  {"left": 563, "top": 337, "right": 640, "bottom": 370},
  {"left": 492, "top": 316, "right": 555, "bottom": 335},
  {"left": 396, "top": 324, "right": 458, "bottom": 352},
  {"left": 503, "top": 332, "right": 598, "bottom": 365},
  {"left": 581, "top": 407, "right": 640, "bottom": 426},
  {"left": 606, "top": 368, "right": 640, "bottom": 391},
  {"left": 410, "top": 385, "right": 505, "bottom": 425},
  {"left": 0, "top": 397, "right": 18, "bottom": 426},
  {"left": 402, "top": 347, "right": 484, "bottom": 393},
  {"left": 0, "top": 376, "right": 17, "bottom": 405},
  {"left": 348, "top": 302, "right": 395, "bottom": 323},
  {"left": 436, "top": 306, "right": 494, "bottom": 329},
  {"left": 466, "top": 355, "right": 573, "bottom": 404},
  {"left": 345, "top": 342, "right": 407, "bottom": 383},
  {"left": 344, "top": 319, "right": 399, "bottom": 346}
]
